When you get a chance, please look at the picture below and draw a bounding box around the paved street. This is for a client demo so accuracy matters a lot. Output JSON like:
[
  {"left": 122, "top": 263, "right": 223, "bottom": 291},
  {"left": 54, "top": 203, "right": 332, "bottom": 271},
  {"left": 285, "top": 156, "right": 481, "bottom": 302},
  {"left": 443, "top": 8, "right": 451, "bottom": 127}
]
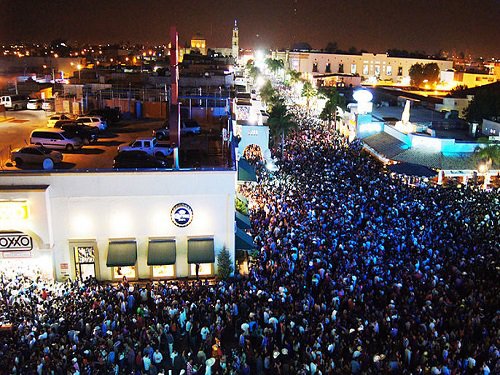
[{"left": 0, "top": 110, "right": 163, "bottom": 170}]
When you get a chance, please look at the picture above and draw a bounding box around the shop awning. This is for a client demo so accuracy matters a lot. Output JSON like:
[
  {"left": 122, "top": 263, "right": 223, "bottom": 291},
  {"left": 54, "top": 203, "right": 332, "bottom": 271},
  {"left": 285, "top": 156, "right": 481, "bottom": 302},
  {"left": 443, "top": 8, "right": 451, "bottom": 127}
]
[
  {"left": 187, "top": 238, "right": 215, "bottom": 264},
  {"left": 235, "top": 211, "right": 251, "bottom": 230},
  {"left": 236, "top": 192, "right": 248, "bottom": 205},
  {"left": 235, "top": 228, "right": 254, "bottom": 250},
  {"left": 106, "top": 240, "right": 137, "bottom": 267},
  {"left": 387, "top": 162, "right": 438, "bottom": 177},
  {"left": 147, "top": 239, "right": 176, "bottom": 266},
  {"left": 238, "top": 158, "right": 257, "bottom": 182}
]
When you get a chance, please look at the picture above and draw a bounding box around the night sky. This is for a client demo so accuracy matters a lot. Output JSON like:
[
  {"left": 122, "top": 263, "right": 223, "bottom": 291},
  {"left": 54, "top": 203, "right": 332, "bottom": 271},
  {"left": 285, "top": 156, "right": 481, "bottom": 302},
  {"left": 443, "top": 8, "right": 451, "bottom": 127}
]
[{"left": 2, "top": 0, "right": 499, "bottom": 57}]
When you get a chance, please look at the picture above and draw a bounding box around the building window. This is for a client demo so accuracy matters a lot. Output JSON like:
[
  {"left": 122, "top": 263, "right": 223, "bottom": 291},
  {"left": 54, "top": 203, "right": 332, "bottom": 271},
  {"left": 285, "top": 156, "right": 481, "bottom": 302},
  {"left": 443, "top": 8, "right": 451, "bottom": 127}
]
[
  {"left": 351, "top": 64, "right": 357, "bottom": 74},
  {"left": 114, "top": 266, "right": 136, "bottom": 279},
  {"left": 398, "top": 67, "right": 403, "bottom": 76},
  {"left": 363, "top": 65, "right": 369, "bottom": 75},
  {"left": 386, "top": 65, "right": 392, "bottom": 76},
  {"left": 325, "top": 63, "right": 331, "bottom": 73},
  {"left": 153, "top": 265, "right": 175, "bottom": 278},
  {"left": 73, "top": 245, "right": 96, "bottom": 280},
  {"left": 375, "top": 65, "right": 380, "bottom": 77},
  {"left": 312, "top": 62, "right": 318, "bottom": 73},
  {"left": 190, "top": 263, "right": 213, "bottom": 276},
  {"left": 338, "top": 63, "right": 344, "bottom": 73}
]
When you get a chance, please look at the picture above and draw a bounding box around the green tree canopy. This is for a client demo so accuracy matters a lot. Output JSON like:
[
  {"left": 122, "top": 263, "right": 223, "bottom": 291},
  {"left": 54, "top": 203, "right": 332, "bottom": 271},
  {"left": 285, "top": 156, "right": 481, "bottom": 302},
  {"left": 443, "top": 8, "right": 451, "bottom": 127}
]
[
  {"left": 287, "top": 69, "right": 302, "bottom": 85},
  {"left": 465, "top": 83, "right": 500, "bottom": 123},
  {"left": 319, "top": 88, "right": 346, "bottom": 126},
  {"left": 409, "top": 62, "right": 440, "bottom": 88},
  {"left": 265, "top": 58, "right": 285, "bottom": 75},
  {"left": 268, "top": 99, "right": 298, "bottom": 154},
  {"left": 301, "top": 81, "right": 317, "bottom": 108},
  {"left": 260, "top": 80, "right": 280, "bottom": 109}
]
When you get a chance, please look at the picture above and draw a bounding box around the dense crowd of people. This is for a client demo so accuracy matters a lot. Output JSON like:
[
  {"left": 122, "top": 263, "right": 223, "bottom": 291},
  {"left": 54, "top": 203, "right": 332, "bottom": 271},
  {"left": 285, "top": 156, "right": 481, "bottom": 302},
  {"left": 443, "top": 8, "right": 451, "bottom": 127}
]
[{"left": 0, "top": 106, "right": 499, "bottom": 374}]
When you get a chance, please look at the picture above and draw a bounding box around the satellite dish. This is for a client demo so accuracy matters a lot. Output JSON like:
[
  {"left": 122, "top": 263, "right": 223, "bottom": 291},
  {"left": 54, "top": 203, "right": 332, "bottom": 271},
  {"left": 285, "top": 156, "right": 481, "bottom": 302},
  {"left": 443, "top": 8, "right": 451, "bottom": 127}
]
[{"left": 43, "top": 158, "right": 54, "bottom": 170}]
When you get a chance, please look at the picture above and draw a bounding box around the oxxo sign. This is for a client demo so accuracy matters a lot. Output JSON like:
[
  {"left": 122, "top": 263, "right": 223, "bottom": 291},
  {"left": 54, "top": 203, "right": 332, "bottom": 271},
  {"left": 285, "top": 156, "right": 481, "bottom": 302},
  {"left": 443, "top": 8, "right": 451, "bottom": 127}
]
[
  {"left": 0, "top": 231, "right": 33, "bottom": 252},
  {"left": 171, "top": 203, "right": 193, "bottom": 227}
]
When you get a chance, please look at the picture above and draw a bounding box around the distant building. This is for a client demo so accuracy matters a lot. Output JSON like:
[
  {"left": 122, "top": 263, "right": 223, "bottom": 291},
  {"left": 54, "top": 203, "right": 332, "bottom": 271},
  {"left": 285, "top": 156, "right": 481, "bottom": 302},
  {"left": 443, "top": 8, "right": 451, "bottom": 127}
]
[
  {"left": 435, "top": 95, "right": 474, "bottom": 119},
  {"left": 482, "top": 118, "right": 500, "bottom": 136},
  {"left": 190, "top": 33, "right": 207, "bottom": 56},
  {"left": 232, "top": 20, "right": 239, "bottom": 62},
  {"left": 273, "top": 51, "right": 453, "bottom": 86}
]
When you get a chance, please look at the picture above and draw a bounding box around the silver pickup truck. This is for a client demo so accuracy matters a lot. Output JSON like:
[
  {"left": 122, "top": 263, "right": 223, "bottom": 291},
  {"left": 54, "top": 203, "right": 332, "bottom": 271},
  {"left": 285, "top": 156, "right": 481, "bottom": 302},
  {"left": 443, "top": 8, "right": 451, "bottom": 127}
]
[{"left": 118, "top": 137, "right": 173, "bottom": 158}]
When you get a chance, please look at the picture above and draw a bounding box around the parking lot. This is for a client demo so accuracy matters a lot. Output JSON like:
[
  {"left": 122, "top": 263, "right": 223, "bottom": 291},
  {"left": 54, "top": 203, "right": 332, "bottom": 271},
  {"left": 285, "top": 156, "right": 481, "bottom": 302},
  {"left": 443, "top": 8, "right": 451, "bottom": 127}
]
[
  {"left": 0, "top": 110, "right": 228, "bottom": 171},
  {"left": 0, "top": 109, "right": 165, "bottom": 170}
]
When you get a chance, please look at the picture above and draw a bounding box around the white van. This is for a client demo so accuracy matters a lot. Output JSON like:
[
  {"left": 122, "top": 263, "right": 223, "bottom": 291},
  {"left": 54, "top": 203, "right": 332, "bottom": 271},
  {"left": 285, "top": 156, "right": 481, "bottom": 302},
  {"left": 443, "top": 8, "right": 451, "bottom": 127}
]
[
  {"left": 0, "top": 95, "right": 29, "bottom": 110},
  {"left": 30, "top": 128, "right": 83, "bottom": 151}
]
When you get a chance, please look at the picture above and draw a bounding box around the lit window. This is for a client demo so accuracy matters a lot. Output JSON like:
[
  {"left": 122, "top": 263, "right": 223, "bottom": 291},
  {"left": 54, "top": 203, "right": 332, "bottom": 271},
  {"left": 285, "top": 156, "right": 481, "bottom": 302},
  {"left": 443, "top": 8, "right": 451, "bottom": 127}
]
[
  {"left": 325, "top": 63, "right": 331, "bottom": 73},
  {"left": 374, "top": 65, "right": 380, "bottom": 77},
  {"left": 190, "top": 263, "right": 213, "bottom": 276},
  {"left": 351, "top": 64, "right": 357, "bottom": 74},
  {"left": 363, "top": 65, "right": 369, "bottom": 75},
  {"left": 398, "top": 67, "right": 403, "bottom": 76},
  {"left": 312, "top": 62, "right": 318, "bottom": 73},
  {"left": 114, "top": 266, "right": 136, "bottom": 279},
  {"left": 386, "top": 65, "right": 392, "bottom": 76},
  {"left": 153, "top": 265, "right": 175, "bottom": 278}
]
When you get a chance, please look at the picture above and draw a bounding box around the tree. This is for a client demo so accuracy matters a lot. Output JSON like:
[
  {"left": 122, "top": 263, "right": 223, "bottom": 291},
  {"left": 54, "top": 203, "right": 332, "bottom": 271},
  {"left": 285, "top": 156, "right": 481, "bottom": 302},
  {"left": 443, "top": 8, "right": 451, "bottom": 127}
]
[
  {"left": 217, "top": 247, "right": 233, "bottom": 279},
  {"left": 260, "top": 80, "right": 280, "bottom": 109},
  {"left": 301, "top": 81, "right": 317, "bottom": 109},
  {"left": 465, "top": 82, "right": 500, "bottom": 123},
  {"left": 247, "top": 65, "right": 261, "bottom": 82},
  {"left": 288, "top": 69, "right": 302, "bottom": 84},
  {"left": 319, "top": 88, "right": 346, "bottom": 129},
  {"left": 268, "top": 99, "right": 298, "bottom": 155},
  {"left": 475, "top": 145, "right": 500, "bottom": 166},
  {"left": 325, "top": 42, "right": 338, "bottom": 53},
  {"left": 409, "top": 62, "right": 440, "bottom": 88},
  {"left": 423, "top": 63, "right": 440, "bottom": 84},
  {"left": 265, "top": 58, "right": 285, "bottom": 79}
]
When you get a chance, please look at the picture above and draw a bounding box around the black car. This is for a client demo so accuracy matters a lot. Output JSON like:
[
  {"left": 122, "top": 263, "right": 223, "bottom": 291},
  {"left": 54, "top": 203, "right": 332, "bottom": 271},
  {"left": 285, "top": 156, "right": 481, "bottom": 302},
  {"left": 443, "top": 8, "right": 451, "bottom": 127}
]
[
  {"left": 88, "top": 108, "right": 121, "bottom": 125},
  {"left": 113, "top": 150, "right": 168, "bottom": 169},
  {"left": 54, "top": 121, "right": 99, "bottom": 144}
]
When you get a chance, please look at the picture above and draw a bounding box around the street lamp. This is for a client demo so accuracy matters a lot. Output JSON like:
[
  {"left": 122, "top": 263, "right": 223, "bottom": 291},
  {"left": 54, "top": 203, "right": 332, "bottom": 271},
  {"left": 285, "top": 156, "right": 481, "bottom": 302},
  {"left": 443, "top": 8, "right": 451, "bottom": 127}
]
[{"left": 77, "top": 64, "right": 82, "bottom": 82}]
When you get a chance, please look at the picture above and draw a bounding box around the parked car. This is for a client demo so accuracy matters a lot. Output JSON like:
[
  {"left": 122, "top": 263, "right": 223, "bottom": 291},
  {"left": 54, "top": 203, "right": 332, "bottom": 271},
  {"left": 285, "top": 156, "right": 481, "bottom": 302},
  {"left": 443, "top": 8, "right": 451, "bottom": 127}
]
[
  {"left": 153, "top": 119, "right": 201, "bottom": 140},
  {"left": 47, "top": 113, "right": 75, "bottom": 127},
  {"left": 76, "top": 115, "right": 107, "bottom": 131},
  {"left": 118, "top": 137, "right": 173, "bottom": 158},
  {"left": 10, "top": 145, "right": 63, "bottom": 166},
  {"left": 0, "top": 95, "right": 29, "bottom": 110},
  {"left": 42, "top": 98, "right": 55, "bottom": 111},
  {"left": 27, "top": 99, "right": 44, "bottom": 110},
  {"left": 88, "top": 108, "right": 121, "bottom": 124},
  {"left": 113, "top": 150, "right": 168, "bottom": 169},
  {"left": 30, "top": 128, "right": 84, "bottom": 151},
  {"left": 54, "top": 121, "right": 99, "bottom": 144}
]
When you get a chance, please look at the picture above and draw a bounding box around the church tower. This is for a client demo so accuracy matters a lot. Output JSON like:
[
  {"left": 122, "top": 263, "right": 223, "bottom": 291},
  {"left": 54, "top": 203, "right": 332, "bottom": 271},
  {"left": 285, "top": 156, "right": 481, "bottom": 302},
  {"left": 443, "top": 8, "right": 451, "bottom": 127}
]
[{"left": 232, "top": 20, "right": 239, "bottom": 63}]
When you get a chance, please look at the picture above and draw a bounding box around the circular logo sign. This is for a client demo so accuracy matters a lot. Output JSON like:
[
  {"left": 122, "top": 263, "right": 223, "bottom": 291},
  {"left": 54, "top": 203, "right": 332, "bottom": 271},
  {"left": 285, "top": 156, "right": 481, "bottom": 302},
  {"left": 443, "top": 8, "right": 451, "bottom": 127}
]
[{"left": 171, "top": 203, "right": 193, "bottom": 227}]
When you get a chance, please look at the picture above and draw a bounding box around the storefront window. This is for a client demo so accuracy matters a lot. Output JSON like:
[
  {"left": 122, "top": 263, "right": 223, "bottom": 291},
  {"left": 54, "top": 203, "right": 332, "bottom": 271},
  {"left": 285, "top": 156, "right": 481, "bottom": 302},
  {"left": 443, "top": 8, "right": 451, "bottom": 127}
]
[
  {"left": 153, "top": 265, "right": 175, "bottom": 278},
  {"left": 114, "top": 266, "right": 136, "bottom": 279},
  {"left": 190, "top": 263, "right": 213, "bottom": 276}
]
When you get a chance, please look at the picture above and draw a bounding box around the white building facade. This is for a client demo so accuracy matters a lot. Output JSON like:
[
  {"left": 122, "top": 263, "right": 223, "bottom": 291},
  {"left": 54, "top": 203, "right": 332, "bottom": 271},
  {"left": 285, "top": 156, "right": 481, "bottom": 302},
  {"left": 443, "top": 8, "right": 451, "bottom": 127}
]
[
  {"left": 274, "top": 51, "right": 453, "bottom": 84},
  {"left": 0, "top": 170, "right": 236, "bottom": 281}
]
